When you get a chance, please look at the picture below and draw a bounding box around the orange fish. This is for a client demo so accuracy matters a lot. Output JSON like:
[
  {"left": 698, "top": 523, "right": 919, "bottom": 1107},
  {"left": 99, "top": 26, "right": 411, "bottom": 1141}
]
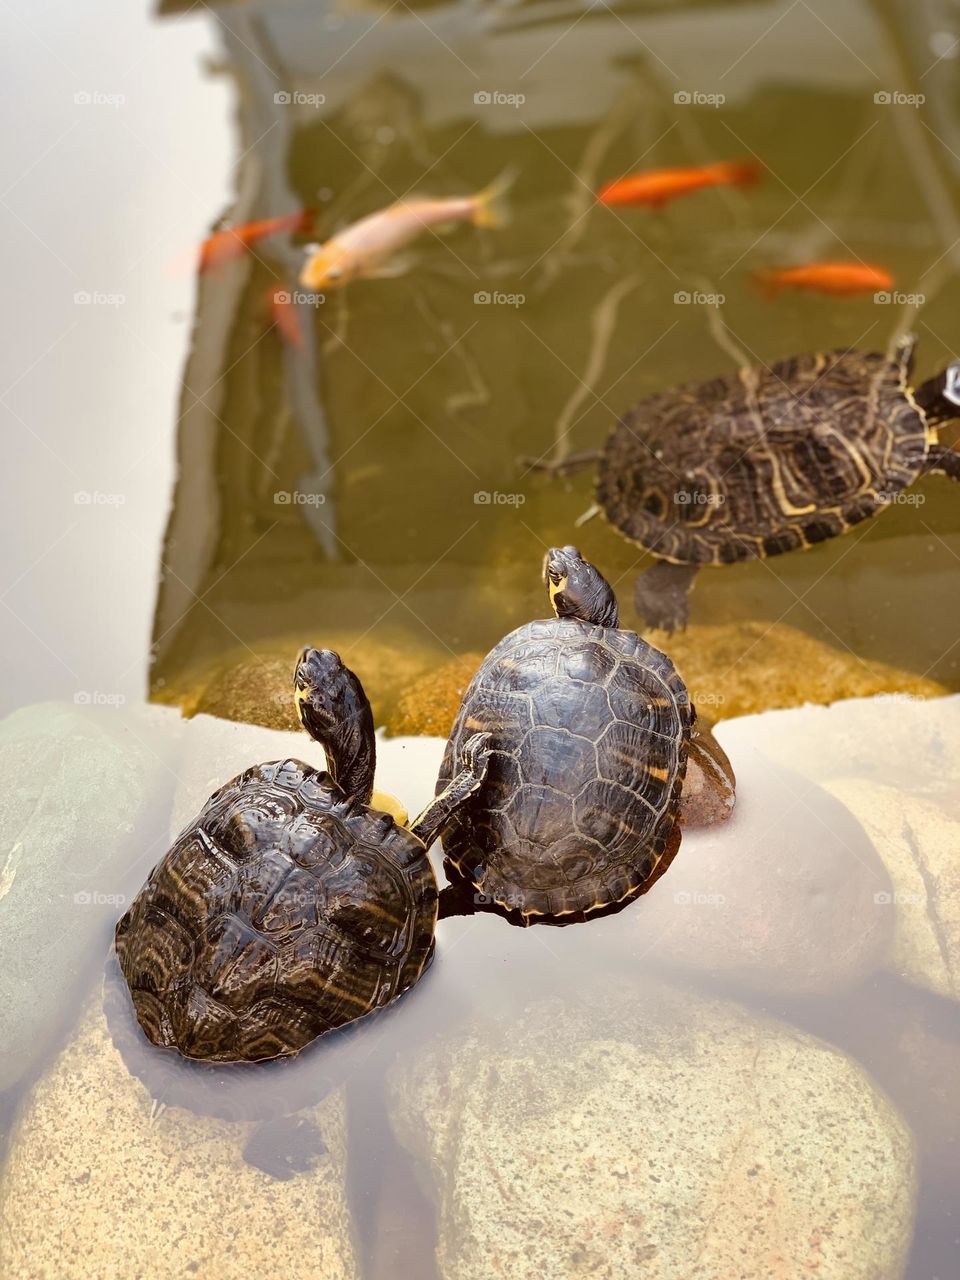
[
  {"left": 598, "top": 160, "right": 762, "bottom": 210},
  {"left": 300, "top": 171, "right": 514, "bottom": 290},
  {"left": 199, "top": 210, "right": 315, "bottom": 272},
  {"left": 752, "top": 261, "right": 894, "bottom": 298},
  {"left": 266, "top": 286, "right": 305, "bottom": 350}
]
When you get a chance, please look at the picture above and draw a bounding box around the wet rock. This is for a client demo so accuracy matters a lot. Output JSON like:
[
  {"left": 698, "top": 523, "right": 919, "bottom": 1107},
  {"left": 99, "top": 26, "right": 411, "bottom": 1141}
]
[
  {"left": 726, "top": 692, "right": 958, "bottom": 799},
  {"left": 824, "top": 781, "right": 960, "bottom": 1001},
  {"left": 388, "top": 984, "right": 915, "bottom": 1280},
  {"left": 167, "top": 714, "right": 425, "bottom": 837},
  {"left": 0, "top": 703, "right": 179, "bottom": 1093},
  {"left": 612, "top": 747, "right": 894, "bottom": 995},
  {"left": 647, "top": 621, "right": 946, "bottom": 720},
  {"left": 0, "top": 1000, "right": 358, "bottom": 1280},
  {"left": 386, "top": 653, "right": 485, "bottom": 737},
  {"left": 168, "top": 712, "right": 310, "bottom": 835}
]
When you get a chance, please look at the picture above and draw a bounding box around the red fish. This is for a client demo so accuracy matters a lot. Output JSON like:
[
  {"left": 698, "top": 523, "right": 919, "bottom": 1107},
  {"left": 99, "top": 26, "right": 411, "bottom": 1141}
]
[
  {"left": 752, "top": 261, "right": 894, "bottom": 298},
  {"left": 199, "top": 210, "right": 315, "bottom": 272},
  {"left": 266, "top": 286, "right": 305, "bottom": 350},
  {"left": 598, "top": 161, "right": 762, "bottom": 210}
]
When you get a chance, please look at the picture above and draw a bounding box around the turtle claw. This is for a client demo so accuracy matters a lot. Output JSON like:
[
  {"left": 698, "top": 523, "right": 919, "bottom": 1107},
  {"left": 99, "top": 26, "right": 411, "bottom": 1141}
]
[{"left": 460, "top": 731, "right": 493, "bottom": 780}]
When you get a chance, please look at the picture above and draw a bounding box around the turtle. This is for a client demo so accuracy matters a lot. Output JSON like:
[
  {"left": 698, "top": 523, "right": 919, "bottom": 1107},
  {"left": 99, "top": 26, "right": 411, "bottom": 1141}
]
[
  {"left": 435, "top": 547, "right": 735, "bottom": 921},
  {"left": 115, "top": 646, "right": 491, "bottom": 1063},
  {"left": 558, "top": 336, "right": 960, "bottom": 630}
]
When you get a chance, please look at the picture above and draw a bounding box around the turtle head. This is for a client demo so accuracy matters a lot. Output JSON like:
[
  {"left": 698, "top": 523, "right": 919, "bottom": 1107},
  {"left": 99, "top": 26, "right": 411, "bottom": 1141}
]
[
  {"left": 914, "top": 360, "right": 960, "bottom": 428},
  {"left": 544, "top": 547, "right": 619, "bottom": 628},
  {"left": 294, "top": 647, "right": 376, "bottom": 803}
]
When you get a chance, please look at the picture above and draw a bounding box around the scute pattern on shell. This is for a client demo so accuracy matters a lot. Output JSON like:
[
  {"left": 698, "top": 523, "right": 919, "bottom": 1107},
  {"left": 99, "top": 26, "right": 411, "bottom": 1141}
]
[
  {"left": 437, "top": 619, "right": 692, "bottom": 917},
  {"left": 115, "top": 759, "right": 437, "bottom": 1062},
  {"left": 597, "top": 348, "right": 931, "bottom": 564}
]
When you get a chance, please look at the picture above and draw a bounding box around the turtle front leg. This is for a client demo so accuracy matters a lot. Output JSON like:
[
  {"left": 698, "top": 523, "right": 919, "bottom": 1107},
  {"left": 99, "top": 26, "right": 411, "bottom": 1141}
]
[
  {"left": 634, "top": 561, "right": 699, "bottom": 633},
  {"left": 925, "top": 444, "right": 960, "bottom": 480},
  {"left": 410, "top": 733, "right": 492, "bottom": 849}
]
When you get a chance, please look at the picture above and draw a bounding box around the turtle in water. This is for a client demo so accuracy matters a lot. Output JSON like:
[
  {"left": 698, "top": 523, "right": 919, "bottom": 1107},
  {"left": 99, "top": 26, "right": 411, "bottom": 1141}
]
[
  {"left": 560, "top": 336, "right": 960, "bottom": 630},
  {"left": 435, "top": 548, "right": 735, "bottom": 921},
  {"left": 115, "top": 646, "right": 491, "bottom": 1063}
]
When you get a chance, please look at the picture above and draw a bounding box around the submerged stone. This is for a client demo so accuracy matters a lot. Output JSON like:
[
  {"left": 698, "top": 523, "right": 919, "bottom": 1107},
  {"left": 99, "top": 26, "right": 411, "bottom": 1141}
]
[
  {"left": 388, "top": 984, "right": 915, "bottom": 1280},
  {"left": 0, "top": 703, "right": 179, "bottom": 1094},
  {"left": 0, "top": 1000, "right": 358, "bottom": 1280},
  {"left": 386, "top": 653, "right": 486, "bottom": 737},
  {"left": 825, "top": 781, "right": 960, "bottom": 1002},
  {"left": 157, "top": 635, "right": 439, "bottom": 733},
  {"left": 619, "top": 749, "right": 894, "bottom": 994},
  {"left": 384, "top": 622, "right": 944, "bottom": 739}
]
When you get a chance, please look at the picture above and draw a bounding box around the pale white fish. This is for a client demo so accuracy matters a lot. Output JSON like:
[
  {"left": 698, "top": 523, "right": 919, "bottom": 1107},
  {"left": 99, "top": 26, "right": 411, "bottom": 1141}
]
[{"left": 299, "top": 171, "right": 514, "bottom": 290}]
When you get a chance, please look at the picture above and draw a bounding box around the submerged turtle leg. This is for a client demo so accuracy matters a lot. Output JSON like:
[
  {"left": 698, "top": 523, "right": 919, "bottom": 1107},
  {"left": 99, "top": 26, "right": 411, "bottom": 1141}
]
[
  {"left": 925, "top": 443, "right": 960, "bottom": 480},
  {"left": 679, "top": 717, "right": 736, "bottom": 828},
  {"left": 409, "top": 732, "right": 492, "bottom": 848},
  {"left": 633, "top": 561, "right": 699, "bottom": 633},
  {"left": 520, "top": 450, "right": 601, "bottom": 476}
]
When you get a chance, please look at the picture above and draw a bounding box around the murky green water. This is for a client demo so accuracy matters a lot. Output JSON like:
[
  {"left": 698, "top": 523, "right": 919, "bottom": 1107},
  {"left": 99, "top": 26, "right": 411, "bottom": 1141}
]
[
  {"left": 147, "top": 0, "right": 960, "bottom": 711},
  {"left": 2, "top": 1, "right": 959, "bottom": 1277}
]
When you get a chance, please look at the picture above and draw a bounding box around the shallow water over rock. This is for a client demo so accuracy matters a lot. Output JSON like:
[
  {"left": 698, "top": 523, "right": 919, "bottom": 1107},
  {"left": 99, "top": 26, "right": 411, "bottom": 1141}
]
[{"left": 0, "top": 694, "right": 957, "bottom": 1277}]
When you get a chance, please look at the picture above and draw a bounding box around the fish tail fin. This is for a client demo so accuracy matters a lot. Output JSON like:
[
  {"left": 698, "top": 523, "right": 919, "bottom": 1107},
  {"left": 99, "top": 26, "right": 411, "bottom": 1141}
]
[
  {"left": 295, "top": 209, "right": 317, "bottom": 235},
  {"left": 727, "top": 160, "right": 764, "bottom": 189},
  {"left": 473, "top": 166, "right": 518, "bottom": 229},
  {"left": 751, "top": 269, "right": 782, "bottom": 299}
]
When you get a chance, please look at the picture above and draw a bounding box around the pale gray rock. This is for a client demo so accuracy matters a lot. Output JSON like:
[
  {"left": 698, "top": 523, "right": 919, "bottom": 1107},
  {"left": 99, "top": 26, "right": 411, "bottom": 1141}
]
[{"left": 389, "top": 985, "right": 916, "bottom": 1280}]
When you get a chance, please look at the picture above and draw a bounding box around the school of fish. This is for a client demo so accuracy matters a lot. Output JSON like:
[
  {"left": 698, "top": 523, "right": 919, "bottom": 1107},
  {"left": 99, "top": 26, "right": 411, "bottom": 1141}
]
[{"left": 193, "top": 158, "right": 897, "bottom": 346}]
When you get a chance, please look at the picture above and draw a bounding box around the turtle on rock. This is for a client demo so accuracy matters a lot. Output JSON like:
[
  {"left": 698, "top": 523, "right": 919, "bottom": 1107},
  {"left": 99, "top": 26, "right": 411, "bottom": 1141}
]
[
  {"left": 436, "top": 548, "right": 735, "bottom": 922},
  {"left": 573, "top": 336, "right": 960, "bottom": 630},
  {"left": 116, "top": 647, "right": 491, "bottom": 1063}
]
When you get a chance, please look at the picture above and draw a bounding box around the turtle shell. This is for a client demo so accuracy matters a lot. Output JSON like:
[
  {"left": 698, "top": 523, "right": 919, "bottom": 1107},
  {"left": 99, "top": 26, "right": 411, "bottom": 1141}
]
[
  {"left": 115, "top": 758, "right": 437, "bottom": 1063},
  {"left": 597, "top": 347, "right": 930, "bottom": 565},
  {"left": 436, "top": 618, "right": 692, "bottom": 918}
]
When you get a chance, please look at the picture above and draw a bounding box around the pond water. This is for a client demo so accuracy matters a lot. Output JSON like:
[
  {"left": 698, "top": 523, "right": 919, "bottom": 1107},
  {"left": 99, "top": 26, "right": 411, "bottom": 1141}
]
[{"left": 1, "top": 0, "right": 959, "bottom": 1277}]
